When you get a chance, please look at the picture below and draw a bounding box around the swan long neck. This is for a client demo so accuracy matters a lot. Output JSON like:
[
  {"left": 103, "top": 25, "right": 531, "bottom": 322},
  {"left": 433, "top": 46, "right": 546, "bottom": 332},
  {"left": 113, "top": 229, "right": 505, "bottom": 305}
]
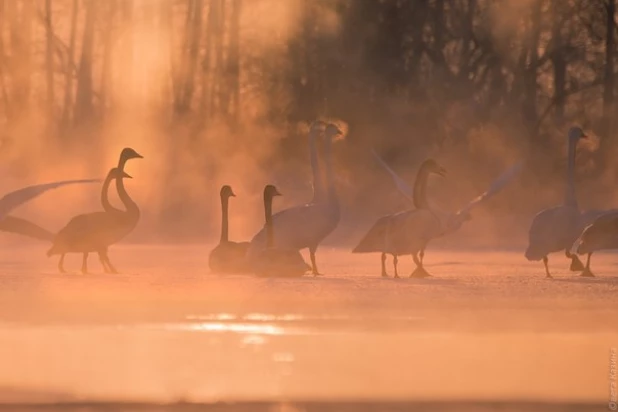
[
  {"left": 101, "top": 171, "right": 119, "bottom": 213},
  {"left": 565, "top": 137, "right": 577, "bottom": 207},
  {"left": 309, "top": 130, "right": 324, "bottom": 203},
  {"left": 118, "top": 157, "right": 127, "bottom": 172},
  {"left": 324, "top": 136, "right": 338, "bottom": 205},
  {"left": 116, "top": 173, "right": 139, "bottom": 218},
  {"left": 413, "top": 165, "right": 431, "bottom": 209},
  {"left": 220, "top": 194, "right": 229, "bottom": 243},
  {"left": 264, "top": 194, "right": 274, "bottom": 248}
]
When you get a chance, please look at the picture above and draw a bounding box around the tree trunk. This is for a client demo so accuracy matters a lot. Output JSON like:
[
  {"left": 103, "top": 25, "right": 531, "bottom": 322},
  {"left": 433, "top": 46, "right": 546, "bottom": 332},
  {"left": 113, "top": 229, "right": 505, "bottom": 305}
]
[
  {"left": 61, "top": 0, "right": 79, "bottom": 130},
  {"left": 603, "top": 0, "right": 615, "bottom": 135},
  {"left": 182, "top": 0, "right": 203, "bottom": 112},
  {"left": 75, "top": 0, "right": 97, "bottom": 124},
  {"left": 44, "top": 0, "right": 55, "bottom": 121},
  {"left": 523, "top": 0, "right": 541, "bottom": 141},
  {"left": 0, "top": 0, "right": 11, "bottom": 121},
  {"left": 9, "top": 0, "right": 33, "bottom": 116},
  {"left": 551, "top": 0, "right": 566, "bottom": 125},
  {"left": 228, "top": 0, "right": 240, "bottom": 126},
  {"left": 200, "top": 0, "right": 215, "bottom": 118},
  {"left": 100, "top": 0, "right": 117, "bottom": 113}
]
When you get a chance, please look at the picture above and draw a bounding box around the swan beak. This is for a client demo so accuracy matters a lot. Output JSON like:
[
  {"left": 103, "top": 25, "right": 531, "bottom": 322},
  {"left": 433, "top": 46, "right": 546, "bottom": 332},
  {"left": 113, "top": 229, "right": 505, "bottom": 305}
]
[
  {"left": 274, "top": 189, "right": 282, "bottom": 196},
  {"left": 135, "top": 152, "right": 144, "bottom": 159},
  {"left": 581, "top": 134, "right": 588, "bottom": 139},
  {"left": 122, "top": 172, "right": 133, "bottom": 179},
  {"left": 438, "top": 167, "right": 447, "bottom": 177},
  {"left": 230, "top": 190, "right": 236, "bottom": 197}
]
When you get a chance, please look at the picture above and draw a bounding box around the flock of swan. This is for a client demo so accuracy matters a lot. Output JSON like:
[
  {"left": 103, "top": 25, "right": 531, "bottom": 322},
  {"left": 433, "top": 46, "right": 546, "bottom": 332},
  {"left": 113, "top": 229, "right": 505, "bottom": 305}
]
[{"left": 0, "top": 123, "right": 615, "bottom": 278}]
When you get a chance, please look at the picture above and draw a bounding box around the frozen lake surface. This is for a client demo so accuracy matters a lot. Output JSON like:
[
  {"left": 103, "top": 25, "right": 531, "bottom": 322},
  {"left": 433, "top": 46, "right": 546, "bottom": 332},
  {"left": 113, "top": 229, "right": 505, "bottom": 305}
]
[{"left": 0, "top": 244, "right": 617, "bottom": 411}]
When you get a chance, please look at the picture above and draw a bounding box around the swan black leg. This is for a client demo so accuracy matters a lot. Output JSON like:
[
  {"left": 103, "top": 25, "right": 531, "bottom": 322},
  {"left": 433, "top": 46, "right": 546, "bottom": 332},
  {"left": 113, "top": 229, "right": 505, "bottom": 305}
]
[
  {"left": 565, "top": 249, "right": 584, "bottom": 272},
  {"left": 543, "top": 256, "right": 552, "bottom": 278},
  {"left": 81, "top": 253, "right": 89, "bottom": 274},
  {"left": 97, "top": 250, "right": 111, "bottom": 273},
  {"left": 381, "top": 253, "right": 388, "bottom": 277},
  {"left": 410, "top": 252, "right": 431, "bottom": 278},
  {"left": 419, "top": 249, "right": 425, "bottom": 264},
  {"left": 393, "top": 255, "right": 399, "bottom": 279},
  {"left": 102, "top": 250, "right": 118, "bottom": 274},
  {"left": 579, "top": 253, "right": 595, "bottom": 277},
  {"left": 309, "top": 246, "right": 323, "bottom": 276},
  {"left": 58, "top": 254, "right": 66, "bottom": 273}
]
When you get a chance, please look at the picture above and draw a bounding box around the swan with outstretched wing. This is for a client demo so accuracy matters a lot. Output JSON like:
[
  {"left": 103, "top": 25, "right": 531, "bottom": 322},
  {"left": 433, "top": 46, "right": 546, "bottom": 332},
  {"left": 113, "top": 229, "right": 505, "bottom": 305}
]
[{"left": 362, "top": 150, "right": 521, "bottom": 277}]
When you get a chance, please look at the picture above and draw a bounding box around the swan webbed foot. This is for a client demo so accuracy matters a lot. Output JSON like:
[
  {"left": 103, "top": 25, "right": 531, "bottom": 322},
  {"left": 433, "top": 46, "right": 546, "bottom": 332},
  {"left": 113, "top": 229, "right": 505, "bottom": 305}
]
[
  {"left": 545, "top": 273, "right": 553, "bottom": 279},
  {"left": 393, "top": 274, "right": 400, "bottom": 279},
  {"left": 312, "top": 271, "right": 324, "bottom": 277},
  {"left": 410, "top": 266, "right": 431, "bottom": 278},
  {"left": 381, "top": 272, "right": 389, "bottom": 278},
  {"left": 579, "top": 268, "right": 595, "bottom": 277},
  {"left": 569, "top": 255, "right": 585, "bottom": 272}
]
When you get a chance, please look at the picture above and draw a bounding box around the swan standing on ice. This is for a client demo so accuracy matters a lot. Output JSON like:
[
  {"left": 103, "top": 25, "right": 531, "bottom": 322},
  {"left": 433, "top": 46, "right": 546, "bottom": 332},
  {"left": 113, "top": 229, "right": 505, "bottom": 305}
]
[
  {"left": 253, "top": 185, "right": 310, "bottom": 277},
  {"left": 46, "top": 166, "right": 136, "bottom": 273},
  {"left": 365, "top": 151, "right": 522, "bottom": 277},
  {"left": 5, "top": 148, "right": 143, "bottom": 273},
  {"left": 353, "top": 159, "right": 446, "bottom": 278},
  {"left": 525, "top": 126, "right": 594, "bottom": 278},
  {"left": 570, "top": 208, "right": 618, "bottom": 277},
  {"left": 247, "top": 122, "right": 342, "bottom": 276},
  {"left": 46, "top": 148, "right": 142, "bottom": 273},
  {"left": 208, "top": 185, "right": 250, "bottom": 273}
]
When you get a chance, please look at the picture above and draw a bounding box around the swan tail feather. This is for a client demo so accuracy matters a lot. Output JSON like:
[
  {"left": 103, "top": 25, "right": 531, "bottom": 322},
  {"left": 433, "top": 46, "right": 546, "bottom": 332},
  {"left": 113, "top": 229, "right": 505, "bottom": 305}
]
[{"left": 352, "top": 216, "right": 391, "bottom": 253}]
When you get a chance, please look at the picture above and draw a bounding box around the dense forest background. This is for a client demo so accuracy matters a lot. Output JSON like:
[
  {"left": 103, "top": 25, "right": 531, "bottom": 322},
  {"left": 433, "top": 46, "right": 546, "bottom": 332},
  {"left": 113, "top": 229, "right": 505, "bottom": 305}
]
[{"left": 0, "top": 0, "right": 617, "bottom": 245}]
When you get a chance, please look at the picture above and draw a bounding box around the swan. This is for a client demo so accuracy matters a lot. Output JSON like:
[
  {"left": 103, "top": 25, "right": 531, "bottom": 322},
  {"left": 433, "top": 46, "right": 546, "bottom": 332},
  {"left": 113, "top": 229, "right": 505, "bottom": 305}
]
[
  {"left": 44, "top": 147, "right": 143, "bottom": 273},
  {"left": 253, "top": 185, "right": 310, "bottom": 277},
  {"left": 352, "top": 159, "right": 446, "bottom": 278},
  {"left": 364, "top": 151, "right": 522, "bottom": 277},
  {"left": 208, "top": 185, "right": 250, "bottom": 273},
  {"left": 525, "top": 126, "right": 591, "bottom": 278},
  {"left": 102, "top": 147, "right": 143, "bottom": 239},
  {"left": 570, "top": 209, "right": 618, "bottom": 277},
  {"left": 45, "top": 167, "right": 134, "bottom": 273},
  {"left": 246, "top": 122, "right": 342, "bottom": 276}
]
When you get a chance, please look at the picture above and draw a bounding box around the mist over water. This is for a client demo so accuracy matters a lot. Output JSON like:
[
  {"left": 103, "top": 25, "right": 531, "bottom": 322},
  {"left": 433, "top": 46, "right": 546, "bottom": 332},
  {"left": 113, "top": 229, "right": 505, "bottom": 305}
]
[
  {"left": 0, "top": 0, "right": 616, "bottom": 248},
  {"left": 1, "top": 1, "right": 618, "bottom": 409}
]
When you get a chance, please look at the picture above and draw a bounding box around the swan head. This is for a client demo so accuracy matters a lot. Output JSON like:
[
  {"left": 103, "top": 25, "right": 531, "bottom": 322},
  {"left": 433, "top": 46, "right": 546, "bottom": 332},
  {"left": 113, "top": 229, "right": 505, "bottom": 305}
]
[
  {"left": 220, "top": 185, "right": 236, "bottom": 198},
  {"left": 324, "top": 124, "right": 344, "bottom": 141},
  {"left": 567, "top": 126, "right": 587, "bottom": 141},
  {"left": 264, "top": 184, "right": 282, "bottom": 200},
  {"left": 422, "top": 159, "right": 447, "bottom": 177},
  {"left": 110, "top": 168, "right": 132, "bottom": 179},
  {"left": 309, "top": 120, "right": 327, "bottom": 135},
  {"left": 120, "top": 147, "right": 143, "bottom": 162}
]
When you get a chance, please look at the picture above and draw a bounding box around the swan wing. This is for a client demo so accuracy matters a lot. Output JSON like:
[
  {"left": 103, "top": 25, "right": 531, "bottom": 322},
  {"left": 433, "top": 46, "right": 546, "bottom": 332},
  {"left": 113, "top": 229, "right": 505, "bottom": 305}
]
[
  {"left": 525, "top": 205, "right": 580, "bottom": 260},
  {"left": 371, "top": 149, "right": 415, "bottom": 204},
  {"left": 457, "top": 161, "right": 523, "bottom": 217},
  {"left": 0, "top": 216, "right": 55, "bottom": 241},
  {"left": 247, "top": 202, "right": 329, "bottom": 255},
  {"left": 0, "top": 179, "right": 101, "bottom": 220},
  {"left": 352, "top": 214, "right": 396, "bottom": 253},
  {"left": 570, "top": 208, "right": 618, "bottom": 254}
]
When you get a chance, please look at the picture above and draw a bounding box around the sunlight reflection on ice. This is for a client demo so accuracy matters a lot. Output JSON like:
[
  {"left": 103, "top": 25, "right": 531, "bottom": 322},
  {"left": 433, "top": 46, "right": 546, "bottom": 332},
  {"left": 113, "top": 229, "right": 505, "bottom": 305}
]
[
  {"left": 159, "top": 322, "right": 287, "bottom": 335},
  {"left": 185, "top": 313, "right": 425, "bottom": 322}
]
